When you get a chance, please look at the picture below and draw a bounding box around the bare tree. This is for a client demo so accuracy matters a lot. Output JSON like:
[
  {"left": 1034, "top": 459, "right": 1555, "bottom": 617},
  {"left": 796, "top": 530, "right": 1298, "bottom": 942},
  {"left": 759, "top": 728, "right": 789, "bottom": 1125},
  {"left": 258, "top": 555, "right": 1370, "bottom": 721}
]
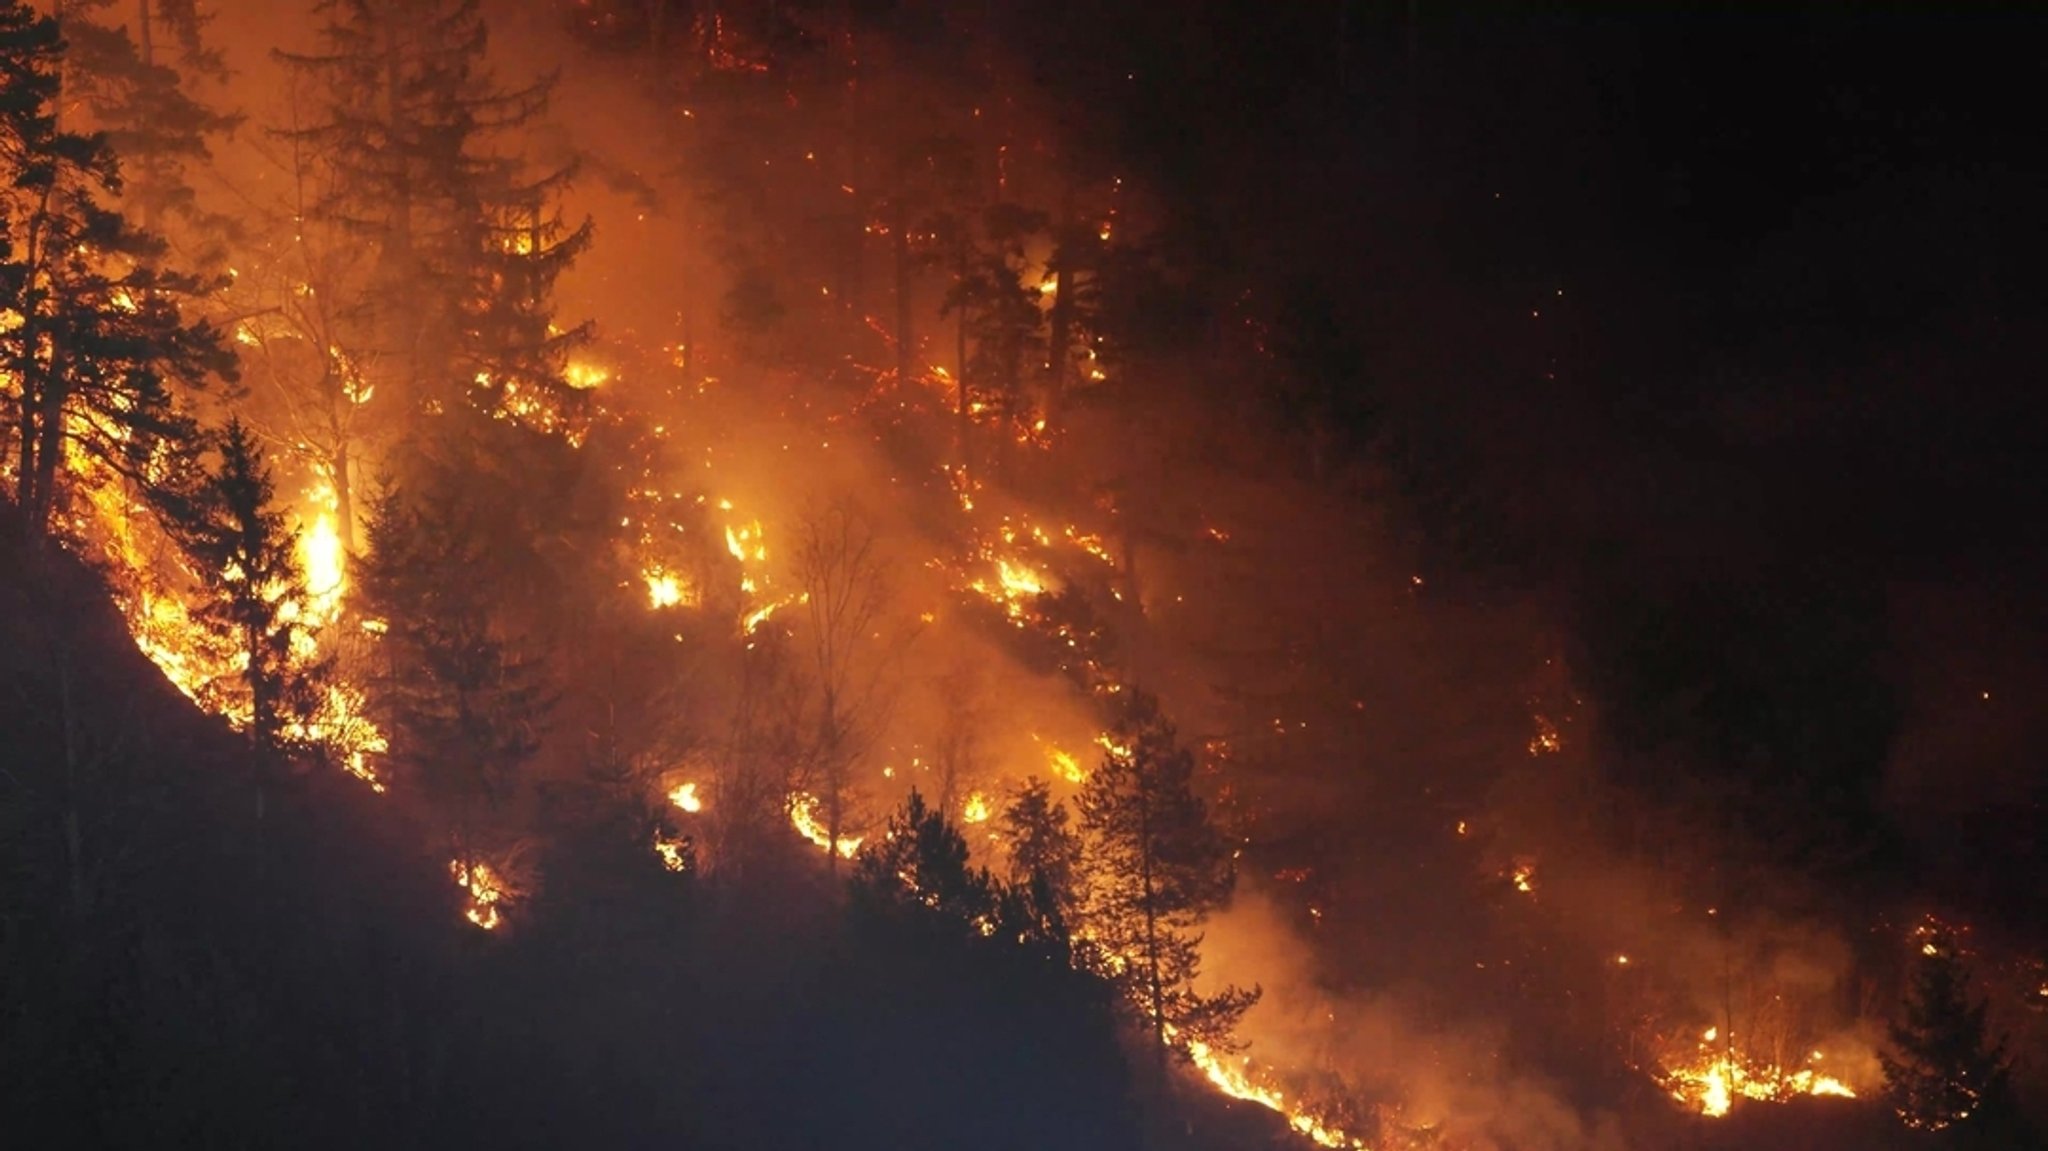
[
  {"left": 929, "top": 654, "right": 988, "bottom": 817},
  {"left": 708, "top": 632, "right": 807, "bottom": 878},
  {"left": 790, "top": 499, "right": 900, "bottom": 873}
]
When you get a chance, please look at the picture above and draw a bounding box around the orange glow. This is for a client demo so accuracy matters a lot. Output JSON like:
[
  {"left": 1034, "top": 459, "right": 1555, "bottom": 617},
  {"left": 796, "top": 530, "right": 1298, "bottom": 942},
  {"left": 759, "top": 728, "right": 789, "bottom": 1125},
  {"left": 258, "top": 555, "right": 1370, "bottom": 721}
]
[
  {"left": 564, "top": 360, "right": 609, "bottom": 389},
  {"left": 789, "top": 792, "right": 861, "bottom": 858},
  {"left": 1510, "top": 860, "right": 1536, "bottom": 894},
  {"left": 1046, "top": 745, "right": 1086, "bottom": 784},
  {"left": 668, "top": 781, "right": 704, "bottom": 813},
  {"left": 450, "top": 859, "right": 507, "bottom": 931},
  {"left": 1658, "top": 1029, "right": 1856, "bottom": 1117},
  {"left": 653, "top": 830, "right": 692, "bottom": 872},
  {"left": 644, "top": 565, "right": 693, "bottom": 608}
]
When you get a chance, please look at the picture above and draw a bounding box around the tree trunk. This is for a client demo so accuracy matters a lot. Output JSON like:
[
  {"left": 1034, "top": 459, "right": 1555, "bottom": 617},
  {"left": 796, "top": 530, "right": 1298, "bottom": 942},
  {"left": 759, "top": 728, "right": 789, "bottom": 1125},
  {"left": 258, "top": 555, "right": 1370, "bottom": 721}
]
[
  {"left": 1045, "top": 185, "right": 1076, "bottom": 431},
  {"left": 1138, "top": 776, "right": 1167, "bottom": 1072},
  {"left": 333, "top": 439, "right": 356, "bottom": 555},
  {"left": 1120, "top": 513, "right": 1144, "bottom": 689},
  {"left": 135, "top": 0, "right": 162, "bottom": 232},
  {"left": 954, "top": 241, "right": 970, "bottom": 476},
  {"left": 892, "top": 196, "right": 912, "bottom": 389},
  {"left": 30, "top": 352, "right": 68, "bottom": 538}
]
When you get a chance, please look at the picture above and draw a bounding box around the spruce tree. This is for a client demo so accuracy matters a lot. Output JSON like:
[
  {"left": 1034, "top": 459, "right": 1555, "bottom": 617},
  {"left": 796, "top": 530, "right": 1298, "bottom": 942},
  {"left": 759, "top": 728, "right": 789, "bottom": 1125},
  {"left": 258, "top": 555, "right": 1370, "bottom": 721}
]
[
  {"left": 1076, "top": 690, "right": 1258, "bottom": 1065},
  {"left": 277, "top": 0, "right": 592, "bottom": 428},
  {"left": 0, "top": 0, "right": 232, "bottom": 540},
  {"left": 56, "top": 0, "right": 241, "bottom": 253},
  {"left": 357, "top": 480, "right": 552, "bottom": 857},
  {"left": 1000, "top": 775, "right": 1082, "bottom": 918},
  {"left": 1882, "top": 922, "right": 2013, "bottom": 1135},
  {"left": 159, "top": 419, "right": 326, "bottom": 784}
]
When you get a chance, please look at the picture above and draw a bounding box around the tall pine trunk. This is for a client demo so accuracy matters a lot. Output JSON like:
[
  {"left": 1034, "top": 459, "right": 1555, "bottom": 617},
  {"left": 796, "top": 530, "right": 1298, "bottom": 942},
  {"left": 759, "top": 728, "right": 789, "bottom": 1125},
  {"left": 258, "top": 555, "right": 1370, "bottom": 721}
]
[{"left": 892, "top": 196, "right": 912, "bottom": 389}]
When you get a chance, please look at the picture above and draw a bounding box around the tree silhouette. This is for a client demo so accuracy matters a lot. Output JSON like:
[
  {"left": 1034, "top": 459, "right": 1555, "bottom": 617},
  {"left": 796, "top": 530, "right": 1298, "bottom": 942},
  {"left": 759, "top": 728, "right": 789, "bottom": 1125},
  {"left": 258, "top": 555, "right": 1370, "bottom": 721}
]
[
  {"left": 1076, "top": 690, "right": 1257, "bottom": 1066},
  {"left": 1882, "top": 920, "right": 2012, "bottom": 1136},
  {"left": 159, "top": 419, "right": 326, "bottom": 791},
  {"left": 0, "top": 0, "right": 232, "bottom": 541}
]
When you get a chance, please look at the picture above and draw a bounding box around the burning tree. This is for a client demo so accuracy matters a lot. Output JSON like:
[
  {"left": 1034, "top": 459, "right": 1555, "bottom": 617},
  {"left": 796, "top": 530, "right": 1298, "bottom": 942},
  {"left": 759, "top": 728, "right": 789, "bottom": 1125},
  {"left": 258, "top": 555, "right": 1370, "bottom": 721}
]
[
  {"left": 1882, "top": 921, "right": 2012, "bottom": 1135},
  {"left": 852, "top": 789, "right": 999, "bottom": 932},
  {"left": 792, "top": 498, "right": 900, "bottom": 872},
  {"left": 156, "top": 419, "right": 326, "bottom": 788},
  {"left": 941, "top": 201, "right": 1049, "bottom": 467},
  {"left": 277, "top": 0, "right": 592, "bottom": 426},
  {"left": 0, "top": 0, "right": 232, "bottom": 541},
  {"left": 56, "top": 0, "right": 241, "bottom": 250},
  {"left": 1077, "top": 690, "right": 1258, "bottom": 1066}
]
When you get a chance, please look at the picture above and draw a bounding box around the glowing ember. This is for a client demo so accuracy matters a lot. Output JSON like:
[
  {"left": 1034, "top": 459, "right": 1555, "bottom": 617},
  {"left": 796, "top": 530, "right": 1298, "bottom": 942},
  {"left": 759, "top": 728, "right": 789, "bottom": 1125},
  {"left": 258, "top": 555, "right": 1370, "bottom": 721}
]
[
  {"left": 961, "top": 791, "right": 992, "bottom": 824},
  {"left": 284, "top": 683, "right": 388, "bottom": 793},
  {"left": 450, "top": 859, "right": 507, "bottom": 931},
  {"left": 725, "top": 520, "right": 766, "bottom": 563},
  {"left": 1511, "top": 860, "right": 1536, "bottom": 894},
  {"left": 668, "top": 781, "right": 704, "bottom": 813},
  {"left": 1094, "top": 732, "right": 1134, "bottom": 760},
  {"left": 653, "top": 830, "right": 692, "bottom": 872},
  {"left": 743, "top": 592, "right": 805, "bottom": 634}
]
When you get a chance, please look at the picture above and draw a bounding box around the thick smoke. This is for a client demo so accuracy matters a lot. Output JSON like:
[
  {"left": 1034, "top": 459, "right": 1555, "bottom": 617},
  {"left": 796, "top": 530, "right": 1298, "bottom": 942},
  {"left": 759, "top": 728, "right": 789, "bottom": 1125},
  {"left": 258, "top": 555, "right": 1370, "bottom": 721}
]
[{"left": 178, "top": 1, "right": 2031, "bottom": 1143}]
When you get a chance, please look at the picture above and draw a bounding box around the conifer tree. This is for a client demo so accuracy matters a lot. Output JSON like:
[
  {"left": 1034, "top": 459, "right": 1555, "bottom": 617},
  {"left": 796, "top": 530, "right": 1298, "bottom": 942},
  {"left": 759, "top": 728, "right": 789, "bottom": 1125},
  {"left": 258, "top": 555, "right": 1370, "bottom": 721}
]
[
  {"left": 941, "top": 202, "right": 1047, "bottom": 444},
  {"left": 852, "top": 789, "right": 999, "bottom": 935},
  {"left": 277, "top": 0, "right": 593, "bottom": 427},
  {"left": 57, "top": 0, "right": 241, "bottom": 254},
  {"left": 357, "top": 480, "right": 552, "bottom": 856},
  {"left": 1077, "top": 690, "right": 1258, "bottom": 1065},
  {"left": 0, "top": 0, "right": 232, "bottom": 540},
  {"left": 1882, "top": 922, "right": 2013, "bottom": 1135},
  {"left": 1001, "top": 776, "right": 1082, "bottom": 918},
  {"left": 159, "top": 419, "right": 326, "bottom": 782}
]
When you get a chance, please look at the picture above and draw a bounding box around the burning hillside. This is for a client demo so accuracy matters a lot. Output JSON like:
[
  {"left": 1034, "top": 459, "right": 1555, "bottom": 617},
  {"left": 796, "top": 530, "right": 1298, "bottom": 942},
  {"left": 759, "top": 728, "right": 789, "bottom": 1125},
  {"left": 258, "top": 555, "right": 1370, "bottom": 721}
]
[{"left": 3, "top": 1, "right": 2045, "bottom": 1149}]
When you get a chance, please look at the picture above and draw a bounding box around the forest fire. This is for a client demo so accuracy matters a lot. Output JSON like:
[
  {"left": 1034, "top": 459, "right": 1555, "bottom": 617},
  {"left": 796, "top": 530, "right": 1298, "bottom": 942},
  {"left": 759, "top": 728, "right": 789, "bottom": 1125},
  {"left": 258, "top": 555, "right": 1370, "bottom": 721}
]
[
  {"left": 1174, "top": 1030, "right": 1365, "bottom": 1149},
  {"left": 5, "top": 1, "right": 2032, "bottom": 1147},
  {"left": 1657, "top": 1029, "right": 1856, "bottom": 1117}
]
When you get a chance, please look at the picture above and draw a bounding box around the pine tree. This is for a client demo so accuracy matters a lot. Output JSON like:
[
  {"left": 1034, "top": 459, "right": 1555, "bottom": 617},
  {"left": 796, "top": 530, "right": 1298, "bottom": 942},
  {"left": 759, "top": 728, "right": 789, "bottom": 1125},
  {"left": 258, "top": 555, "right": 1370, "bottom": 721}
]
[
  {"left": 941, "top": 202, "right": 1048, "bottom": 445},
  {"left": 0, "top": 0, "right": 232, "bottom": 540},
  {"left": 277, "top": 0, "right": 592, "bottom": 427},
  {"left": 57, "top": 0, "right": 242, "bottom": 253},
  {"left": 158, "top": 419, "right": 326, "bottom": 786},
  {"left": 1076, "top": 690, "right": 1258, "bottom": 1065},
  {"left": 1882, "top": 921, "right": 2012, "bottom": 1134},
  {"left": 852, "top": 789, "right": 999, "bottom": 935},
  {"left": 1000, "top": 776, "right": 1081, "bottom": 917},
  {"left": 357, "top": 481, "right": 552, "bottom": 856}
]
